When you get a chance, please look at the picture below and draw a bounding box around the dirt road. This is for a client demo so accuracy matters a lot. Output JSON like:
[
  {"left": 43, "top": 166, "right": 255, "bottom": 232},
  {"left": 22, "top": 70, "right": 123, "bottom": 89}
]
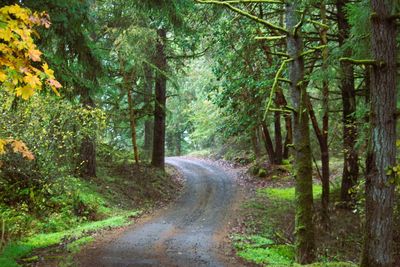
[{"left": 77, "top": 157, "right": 241, "bottom": 267}]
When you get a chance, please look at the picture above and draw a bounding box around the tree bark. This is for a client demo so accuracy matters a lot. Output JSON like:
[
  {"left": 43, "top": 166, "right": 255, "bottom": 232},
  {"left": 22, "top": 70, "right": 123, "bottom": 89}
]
[
  {"left": 306, "top": 95, "right": 329, "bottom": 221},
  {"left": 286, "top": 0, "right": 315, "bottom": 263},
  {"left": 361, "top": 1, "right": 397, "bottom": 266},
  {"left": 274, "top": 111, "right": 283, "bottom": 164},
  {"left": 336, "top": 0, "right": 359, "bottom": 203},
  {"left": 251, "top": 127, "right": 261, "bottom": 159},
  {"left": 127, "top": 79, "right": 139, "bottom": 164},
  {"left": 151, "top": 28, "right": 167, "bottom": 170},
  {"left": 143, "top": 65, "right": 153, "bottom": 160},
  {"left": 261, "top": 121, "right": 276, "bottom": 164},
  {"left": 305, "top": 1, "right": 330, "bottom": 223},
  {"left": 283, "top": 112, "right": 293, "bottom": 159}
]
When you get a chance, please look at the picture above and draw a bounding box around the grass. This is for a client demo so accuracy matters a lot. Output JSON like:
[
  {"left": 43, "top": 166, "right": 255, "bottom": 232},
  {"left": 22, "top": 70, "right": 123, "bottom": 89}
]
[
  {"left": 257, "top": 185, "right": 322, "bottom": 202},
  {"left": 0, "top": 211, "right": 139, "bottom": 267},
  {"left": 234, "top": 181, "right": 358, "bottom": 267}
]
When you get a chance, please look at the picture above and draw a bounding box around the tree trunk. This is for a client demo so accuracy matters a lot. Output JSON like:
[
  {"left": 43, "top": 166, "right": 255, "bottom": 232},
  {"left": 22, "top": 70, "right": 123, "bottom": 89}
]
[
  {"left": 78, "top": 86, "right": 96, "bottom": 178},
  {"left": 286, "top": 0, "right": 315, "bottom": 263},
  {"left": 261, "top": 121, "right": 276, "bottom": 164},
  {"left": 251, "top": 127, "right": 261, "bottom": 159},
  {"left": 274, "top": 111, "right": 283, "bottom": 164},
  {"left": 306, "top": 95, "right": 329, "bottom": 222},
  {"left": 127, "top": 80, "right": 139, "bottom": 164},
  {"left": 283, "top": 113, "right": 293, "bottom": 159},
  {"left": 336, "top": 0, "right": 359, "bottom": 203},
  {"left": 151, "top": 28, "right": 167, "bottom": 170},
  {"left": 361, "top": 1, "right": 397, "bottom": 266},
  {"left": 144, "top": 65, "right": 153, "bottom": 160},
  {"left": 275, "top": 88, "right": 293, "bottom": 161}
]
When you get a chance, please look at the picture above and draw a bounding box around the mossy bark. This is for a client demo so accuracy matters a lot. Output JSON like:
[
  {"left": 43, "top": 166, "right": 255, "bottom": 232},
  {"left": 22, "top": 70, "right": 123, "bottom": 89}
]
[
  {"left": 286, "top": 0, "right": 315, "bottom": 263},
  {"left": 361, "top": 0, "right": 397, "bottom": 266}
]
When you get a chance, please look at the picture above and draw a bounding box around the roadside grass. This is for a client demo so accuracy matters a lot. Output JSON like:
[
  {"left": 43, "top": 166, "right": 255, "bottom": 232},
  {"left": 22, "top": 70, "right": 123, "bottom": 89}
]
[
  {"left": 234, "top": 183, "right": 358, "bottom": 267},
  {"left": 0, "top": 211, "right": 139, "bottom": 267}
]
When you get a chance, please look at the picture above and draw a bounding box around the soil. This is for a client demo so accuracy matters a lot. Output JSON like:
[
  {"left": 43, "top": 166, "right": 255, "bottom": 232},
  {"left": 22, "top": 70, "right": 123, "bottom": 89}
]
[{"left": 74, "top": 157, "right": 246, "bottom": 267}]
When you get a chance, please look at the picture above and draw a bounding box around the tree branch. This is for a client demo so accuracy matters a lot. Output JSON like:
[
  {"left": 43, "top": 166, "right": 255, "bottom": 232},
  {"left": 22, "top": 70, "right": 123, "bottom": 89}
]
[{"left": 196, "top": 0, "right": 288, "bottom": 33}]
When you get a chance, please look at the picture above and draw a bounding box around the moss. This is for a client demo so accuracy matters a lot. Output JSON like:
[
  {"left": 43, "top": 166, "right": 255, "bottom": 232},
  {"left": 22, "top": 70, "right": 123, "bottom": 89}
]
[
  {"left": 258, "top": 185, "right": 322, "bottom": 202},
  {"left": 258, "top": 168, "right": 267, "bottom": 177}
]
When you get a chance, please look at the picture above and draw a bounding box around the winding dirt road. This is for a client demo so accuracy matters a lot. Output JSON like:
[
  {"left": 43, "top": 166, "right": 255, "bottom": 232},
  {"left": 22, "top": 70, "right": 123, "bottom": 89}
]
[{"left": 77, "top": 157, "right": 241, "bottom": 267}]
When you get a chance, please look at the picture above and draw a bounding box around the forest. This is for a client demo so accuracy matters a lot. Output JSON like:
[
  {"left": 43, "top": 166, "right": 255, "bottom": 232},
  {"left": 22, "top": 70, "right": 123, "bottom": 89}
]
[{"left": 0, "top": 0, "right": 399, "bottom": 266}]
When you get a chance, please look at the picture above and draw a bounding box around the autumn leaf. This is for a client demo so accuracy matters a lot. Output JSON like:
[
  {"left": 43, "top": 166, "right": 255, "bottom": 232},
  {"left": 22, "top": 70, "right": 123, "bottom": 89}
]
[
  {"left": 0, "top": 4, "right": 57, "bottom": 100},
  {"left": 42, "top": 63, "right": 54, "bottom": 78},
  {"left": 0, "top": 139, "right": 6, "bottom": 155},
  {"left": 24, "top": 72, "right": 41, "bottom": 87},
  {"left": 16, "top": 85, "right": 35, "bottom": 100},
  {"left": 10, "top": 140, "right": 35, "bottom": 160},
  {"left": 28, "top": 49, "right": 42, "bottom": 62},
  {"left": 0, "top": 71, "right": 6, "bottom": 82},
  {"left": 0, "top": 28, "right": 13, "bottom": 42}
]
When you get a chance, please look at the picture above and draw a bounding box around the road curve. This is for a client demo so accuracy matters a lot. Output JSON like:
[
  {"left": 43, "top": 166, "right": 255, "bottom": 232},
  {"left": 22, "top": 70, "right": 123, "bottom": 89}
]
[{"left": 79, "top": 157, "right": 239, "bottom": 267}]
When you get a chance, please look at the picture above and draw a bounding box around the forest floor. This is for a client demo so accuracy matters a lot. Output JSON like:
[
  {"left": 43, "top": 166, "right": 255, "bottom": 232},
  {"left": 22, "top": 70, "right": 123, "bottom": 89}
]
[{"left": 229, "top": 158, "right": 362, "bottom": 266}]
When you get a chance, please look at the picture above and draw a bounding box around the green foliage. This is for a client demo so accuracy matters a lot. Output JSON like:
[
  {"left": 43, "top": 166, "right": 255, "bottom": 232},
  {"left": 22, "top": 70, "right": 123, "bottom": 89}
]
[
  {"left": 0, "top": 211, "right": 137, "bottom": 267},
  {"left": 233, "top": 234, "right": 295, "bottom": 266},
  {"left": 258, "top": 186, "right": 322, "bottom": 202}
]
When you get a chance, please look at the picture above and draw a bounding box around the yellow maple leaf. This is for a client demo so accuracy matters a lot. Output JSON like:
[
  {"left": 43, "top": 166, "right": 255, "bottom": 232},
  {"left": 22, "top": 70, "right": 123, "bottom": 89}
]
[
  {"left": 0, "top": 71, "right": 7, "bottom": 82},
  {"left": 0, "top": 139, "right": 7, "bottom": 155},
  {"left": 16, "top": 85, "right": 34, "bottom": 100},
  {"left": 42, "top": 63, "right": 54, "bottom": 78},
  {"left": 23, "top": 72, "right": 41, "bottom": 87},
  {"left": 0, "top": 28, "right": 13, "bottom": 42}
]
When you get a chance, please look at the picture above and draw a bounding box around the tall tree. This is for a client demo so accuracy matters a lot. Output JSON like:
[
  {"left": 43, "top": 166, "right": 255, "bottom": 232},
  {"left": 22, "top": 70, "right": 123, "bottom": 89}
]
[
  {"left": 152, "top": 28, "right": 167, "bottom": 168},
  {"left": 337, "top": 0, "right": 359, "bottom": 203},
  {"left": 285, "top": 1, "right": 315, "bottom": 263},
  {"left": 361, "top": 0, "right": 398, "bottom": 266}
]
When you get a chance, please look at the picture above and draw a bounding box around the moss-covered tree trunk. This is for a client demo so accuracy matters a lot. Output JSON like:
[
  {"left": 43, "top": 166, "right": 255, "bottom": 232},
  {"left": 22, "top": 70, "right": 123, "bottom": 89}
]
[
  {"left": 336, "top": 0, "right": 359, "bottom": 203},
  {"left": 151, "top": 28, "right": 167, "bottom": 170},
  {"left": 361, "top": 0, "right": 397, "bottom": 266},
  {"left": 286, "top": 0, "right": 315, "bottom": 263}
]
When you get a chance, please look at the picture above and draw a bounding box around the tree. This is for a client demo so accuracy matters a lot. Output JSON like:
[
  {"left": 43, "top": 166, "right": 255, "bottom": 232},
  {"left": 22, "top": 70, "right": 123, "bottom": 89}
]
[
  {"left": 361, "top": 0, "right": 398, "bottom": 266},
  {"left": 337, "top": 0, "right": 359, "bottom": 203},
  {"left": 152, "top": 28, "right": 168, "bottom": 168},
  {"left": 0, "top": 4, "right": 60, "bottom": 157}
]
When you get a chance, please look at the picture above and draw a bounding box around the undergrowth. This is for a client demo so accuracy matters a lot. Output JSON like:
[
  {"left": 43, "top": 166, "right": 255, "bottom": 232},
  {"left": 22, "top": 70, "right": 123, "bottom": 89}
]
[
  {"left": 0, "top": 157, "right": 181, "bottom": 266},
  {"left": 234, "top": 180, "right": 358, "bottom": 266}
]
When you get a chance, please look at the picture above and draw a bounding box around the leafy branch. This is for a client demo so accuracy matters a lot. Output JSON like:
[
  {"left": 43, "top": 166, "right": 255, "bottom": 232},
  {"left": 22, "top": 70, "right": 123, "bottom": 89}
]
[{"left": 195, "top": 0, "right": 288, "bottom": 34}]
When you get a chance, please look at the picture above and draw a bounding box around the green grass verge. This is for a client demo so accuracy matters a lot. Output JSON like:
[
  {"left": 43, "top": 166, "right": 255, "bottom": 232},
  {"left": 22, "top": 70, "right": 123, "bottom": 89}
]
[
  {"left": 234, "top": 184, "right": 357, "bottom": 266},
  {"left": 257, "top": 185, "right": 322, "bottom": 201},
  {"left": 0, "top": 211, "right": 139, "bottom": 267}
]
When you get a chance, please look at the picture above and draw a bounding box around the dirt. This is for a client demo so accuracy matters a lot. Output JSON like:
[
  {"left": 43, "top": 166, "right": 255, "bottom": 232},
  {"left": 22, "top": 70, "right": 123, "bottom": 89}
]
[{"left": 74, "top": 157, "right": 245, "bottom": 267}]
